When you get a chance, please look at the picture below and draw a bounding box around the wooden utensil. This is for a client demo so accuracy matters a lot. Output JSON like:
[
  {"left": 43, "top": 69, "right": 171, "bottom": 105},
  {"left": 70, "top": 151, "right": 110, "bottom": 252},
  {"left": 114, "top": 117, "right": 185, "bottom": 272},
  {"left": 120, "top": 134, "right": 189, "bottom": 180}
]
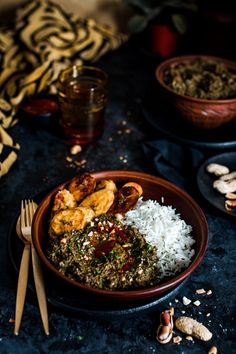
[{"left": 14, "top": 200, "right": 49, "bottom": 335}]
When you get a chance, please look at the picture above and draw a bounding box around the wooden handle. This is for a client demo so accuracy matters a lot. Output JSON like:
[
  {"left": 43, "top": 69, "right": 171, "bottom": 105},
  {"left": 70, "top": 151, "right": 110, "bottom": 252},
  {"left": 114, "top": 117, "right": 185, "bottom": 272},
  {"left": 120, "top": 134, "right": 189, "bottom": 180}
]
[
  {"left": 31, "top": 246, "right": 49, "bottom": 335},
  {"left": 14, "top": 244, "right": 31, "bottom": 335}
]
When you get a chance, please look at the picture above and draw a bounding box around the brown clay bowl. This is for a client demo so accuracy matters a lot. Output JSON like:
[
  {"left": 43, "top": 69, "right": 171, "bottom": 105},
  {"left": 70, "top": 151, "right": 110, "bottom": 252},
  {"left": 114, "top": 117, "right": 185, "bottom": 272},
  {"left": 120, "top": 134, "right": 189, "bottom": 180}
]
[
  {"left": 155, "top": 55, "right": 236, "bottom": 129},
  {"left": 32, "top": 171, "right": 208, "bottom": 301}
]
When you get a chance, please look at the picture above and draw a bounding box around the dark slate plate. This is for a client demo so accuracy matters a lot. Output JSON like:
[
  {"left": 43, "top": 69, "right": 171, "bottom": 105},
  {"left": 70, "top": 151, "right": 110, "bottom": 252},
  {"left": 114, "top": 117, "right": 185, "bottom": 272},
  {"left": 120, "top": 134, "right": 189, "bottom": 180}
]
[
  {"left": 8, "top": 215, "right": 186, "bottom": 320},
  {"left": 197, "top": 152, "right": 236, "bottom": 218},
  {"left": 142, "top": 92, "right": 236, "bottom": 150}
]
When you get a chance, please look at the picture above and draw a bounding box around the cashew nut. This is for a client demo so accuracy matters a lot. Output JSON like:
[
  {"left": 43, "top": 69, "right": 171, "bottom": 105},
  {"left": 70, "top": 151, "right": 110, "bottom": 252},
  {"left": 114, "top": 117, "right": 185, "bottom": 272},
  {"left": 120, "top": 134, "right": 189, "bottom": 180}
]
[
  {"left": 206, "top": 163, "right": 230, "bottom": 176},
  {"left": 219, "top": 171, "right": 236, "bottom": 181},
  {"left": 213, "top": 179, "right": 236, "bottom": 194},
  {"left": 225, "top": 192, "right": 236, "bottom": 200}
]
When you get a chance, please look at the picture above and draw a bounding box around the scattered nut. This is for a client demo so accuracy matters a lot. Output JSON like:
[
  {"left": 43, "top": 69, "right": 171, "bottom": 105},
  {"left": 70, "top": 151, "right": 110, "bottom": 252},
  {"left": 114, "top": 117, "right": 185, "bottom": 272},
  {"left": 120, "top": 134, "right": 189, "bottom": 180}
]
[
  {"left": 186, "top": 335, "right": 193, "bottom": 341},
  {"left": 169, "top": 307, "right": 174, "bottom": 316},
  {"left": 156, "top": 308, "right": 174, "bottom": 344},
  {"left": 183, "top": 296, "right": 192, "bottom": 305},
  {"left": 207, "top": 162, "right": 236, "bottom": 211},
  {"left": 225, "top": 192, "right": 236, "bottom": 200},
  {"left": 196, "top": 288, "right": 206, "bottom": 294},
  {"left": 175, "top": 316, "right": 213, "bottom": 341},
  {"left": 70, "top": 144, "right": 82, "bottom": 155},
  {"left": 157, "top": 325, "right": 172, "bottom": 343},
  {"left": 219, "top": 171, "right": 236, "bottom": 181},
  {"left": 193, "top": 300, "right": 201, "bottom": 307},
  {"left": 207, "top": 290, "right": 212, "bottom": 295},
  {"left": 173, "top": 336, "right": 182, "bottom": 344},
  {"left": 225, "top": 199, "right": 236, "bottom": 211},
  {"left": 74, "top": 159, "right": 86, "bottom": 166},
  {"left": 208, "top": 346, "right": 217, "bottom": 354},
  {"left": 206, "top": 163, "right": 229, "bottom": 176},
  {"left": 213, "top": 179, "right": 236, "bottom": 194}
]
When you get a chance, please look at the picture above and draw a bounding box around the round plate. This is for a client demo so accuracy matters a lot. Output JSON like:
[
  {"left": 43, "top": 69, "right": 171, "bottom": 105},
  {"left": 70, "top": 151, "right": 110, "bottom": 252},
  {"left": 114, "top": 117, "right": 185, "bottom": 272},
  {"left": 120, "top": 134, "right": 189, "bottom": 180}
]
[
  {"left": 8, "top": 217, "right": 186, "bottom": 319},
  {"left": 197, "top": 152, "right": 236, "bottom": 218},
  {"left": 142, "top": 93, "right": 236, "bottom": 150},
  {"left": 32, "top": 170, "right": 208, "bottom": 301}
]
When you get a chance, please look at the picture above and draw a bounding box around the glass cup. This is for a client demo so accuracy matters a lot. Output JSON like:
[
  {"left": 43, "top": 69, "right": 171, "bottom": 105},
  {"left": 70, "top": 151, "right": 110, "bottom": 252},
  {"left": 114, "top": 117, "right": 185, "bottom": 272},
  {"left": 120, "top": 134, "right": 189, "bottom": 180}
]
[{"left": 57, "top": 65, "right": 108, "bottom": 144}]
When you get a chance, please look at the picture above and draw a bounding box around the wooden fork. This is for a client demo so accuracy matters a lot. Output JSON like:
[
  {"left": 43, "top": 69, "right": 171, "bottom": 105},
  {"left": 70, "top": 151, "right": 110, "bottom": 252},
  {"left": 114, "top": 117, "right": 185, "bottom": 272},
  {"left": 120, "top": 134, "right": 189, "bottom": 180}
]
[{"left": 14, "top": 199, "right": 49, "bottom": 335}]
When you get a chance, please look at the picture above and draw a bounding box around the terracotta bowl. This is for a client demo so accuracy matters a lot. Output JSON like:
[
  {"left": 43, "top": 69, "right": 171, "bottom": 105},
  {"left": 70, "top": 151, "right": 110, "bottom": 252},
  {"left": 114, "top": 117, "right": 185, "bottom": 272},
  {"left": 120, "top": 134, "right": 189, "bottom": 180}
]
[
  {"left": 155, "top": 55, "right": 236, "bottom": 129},
  {"left": 32, "top": 171, "right": 208, "bottom": 300}
]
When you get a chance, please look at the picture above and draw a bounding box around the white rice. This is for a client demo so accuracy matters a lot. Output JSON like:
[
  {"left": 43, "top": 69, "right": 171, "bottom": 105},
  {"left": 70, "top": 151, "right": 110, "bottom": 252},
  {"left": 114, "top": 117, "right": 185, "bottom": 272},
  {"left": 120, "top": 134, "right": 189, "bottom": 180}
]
[{"left": 123, "top": 198, "right": 195, "bottom": 279}]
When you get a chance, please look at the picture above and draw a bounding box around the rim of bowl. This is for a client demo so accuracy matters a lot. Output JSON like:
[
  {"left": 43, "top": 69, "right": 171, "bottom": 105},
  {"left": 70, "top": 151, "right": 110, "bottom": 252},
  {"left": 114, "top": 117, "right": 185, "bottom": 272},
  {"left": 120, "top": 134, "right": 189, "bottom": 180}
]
[
  {"left": 32, "top": 170, "right": 208, "bottom": 300},
  {"left": 155, "top": 54, "right": 236, "bottom": 104}
]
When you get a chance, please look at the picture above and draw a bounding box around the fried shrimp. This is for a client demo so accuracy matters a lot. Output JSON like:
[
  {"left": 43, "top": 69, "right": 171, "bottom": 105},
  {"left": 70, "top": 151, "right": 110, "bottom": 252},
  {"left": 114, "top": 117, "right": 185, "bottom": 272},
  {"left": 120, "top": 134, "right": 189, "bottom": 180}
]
[
  {"left": 49, "top": 206, "right": 94, "bottom": 237},
  {"left": 79, "top": 189, "right": 115, "bottom": 217},
  {"left": 51, "top": 189, "right": 76, "bottom": 216},
  {"left": 68, "top": 172, "right": 96, "bottom": 202}
]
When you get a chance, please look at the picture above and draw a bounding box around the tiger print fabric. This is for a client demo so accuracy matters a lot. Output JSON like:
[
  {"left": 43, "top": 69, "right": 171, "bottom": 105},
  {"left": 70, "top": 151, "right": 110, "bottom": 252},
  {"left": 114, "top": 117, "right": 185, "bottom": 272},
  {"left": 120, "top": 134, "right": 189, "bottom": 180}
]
[{"left": 0, "top": 0, "right": 128, "bottom": 177}]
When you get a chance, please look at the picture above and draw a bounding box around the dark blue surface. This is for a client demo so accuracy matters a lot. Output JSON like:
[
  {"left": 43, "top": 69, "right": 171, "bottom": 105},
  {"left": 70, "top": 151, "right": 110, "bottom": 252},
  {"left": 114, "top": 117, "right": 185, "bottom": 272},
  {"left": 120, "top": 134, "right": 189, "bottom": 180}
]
[{"left": 1, "top": 37, "right": 236, "bottom": 354}]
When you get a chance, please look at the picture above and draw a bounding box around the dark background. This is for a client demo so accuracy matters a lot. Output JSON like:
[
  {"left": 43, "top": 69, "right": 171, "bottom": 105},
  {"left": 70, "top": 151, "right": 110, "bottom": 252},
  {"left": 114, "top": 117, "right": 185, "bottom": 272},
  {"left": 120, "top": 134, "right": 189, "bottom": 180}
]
[{"left": 0, "top": 1, "right": 236, "bottom": 353}]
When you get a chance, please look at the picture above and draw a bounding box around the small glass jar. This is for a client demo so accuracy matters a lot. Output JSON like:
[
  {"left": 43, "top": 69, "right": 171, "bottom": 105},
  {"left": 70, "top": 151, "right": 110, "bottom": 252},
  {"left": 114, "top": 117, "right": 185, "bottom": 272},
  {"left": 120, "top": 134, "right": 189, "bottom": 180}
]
[{"left": 57, "top": 65, "right": 108, "bottom": 144}]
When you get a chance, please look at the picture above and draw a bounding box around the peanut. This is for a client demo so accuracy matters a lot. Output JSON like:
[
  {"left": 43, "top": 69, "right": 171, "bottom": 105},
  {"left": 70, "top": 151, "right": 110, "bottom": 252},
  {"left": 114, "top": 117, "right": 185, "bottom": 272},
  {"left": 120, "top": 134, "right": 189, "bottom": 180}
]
[
  {"left": 196, "top": 288, "right": 206, "bottom": 294},
  {"left": 208, "top": 346, "right": 217, "bottom": 354},
  {"left": 175, "top": 316, "right": 212, "bottom": 341},
  {"left": 156, "top": 308, "right": 174, "bottom": 344},
  {"left": 185, "top": 335, "right": 193, "bottom": 341},
  {"left": 173, "top": 336, "right": 182, "bottom": 344},
  {"left": 70, "top": 144, "right": 82, "bottom": 155},
  {"left": 182, "top": 296, "right": 191, "bottom": 305},
  {"left": 193, "top": 300, "right": 201, "bottom": 307}
]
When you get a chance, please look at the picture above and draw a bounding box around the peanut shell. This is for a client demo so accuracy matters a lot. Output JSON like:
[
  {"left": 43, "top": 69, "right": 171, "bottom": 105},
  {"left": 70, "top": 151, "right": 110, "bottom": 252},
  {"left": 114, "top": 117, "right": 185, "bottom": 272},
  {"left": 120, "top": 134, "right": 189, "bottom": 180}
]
[{"left": 175, "top": 316, "right": 212, "bottom": 341}]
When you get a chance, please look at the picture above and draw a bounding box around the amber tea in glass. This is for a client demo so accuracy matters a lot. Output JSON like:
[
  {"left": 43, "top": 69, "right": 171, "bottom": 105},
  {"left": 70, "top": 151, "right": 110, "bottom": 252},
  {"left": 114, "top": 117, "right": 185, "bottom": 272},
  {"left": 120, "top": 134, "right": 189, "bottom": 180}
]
[{"left": 57, "top": 66, "right": 108, "bottom": 144}]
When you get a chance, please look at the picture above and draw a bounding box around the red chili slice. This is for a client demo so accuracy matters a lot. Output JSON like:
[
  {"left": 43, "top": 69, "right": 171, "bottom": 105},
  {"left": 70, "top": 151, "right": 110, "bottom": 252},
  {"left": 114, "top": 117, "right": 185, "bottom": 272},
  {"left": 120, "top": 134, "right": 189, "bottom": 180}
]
[
  {"left": 94, "top": 240, "right": 116, "bottom": 258},
  {"left": 118, "top": 256, "right": 133, "bottom": 273},
  {"left": 113, "top": 225, "right": 127, "bottom": 240}
]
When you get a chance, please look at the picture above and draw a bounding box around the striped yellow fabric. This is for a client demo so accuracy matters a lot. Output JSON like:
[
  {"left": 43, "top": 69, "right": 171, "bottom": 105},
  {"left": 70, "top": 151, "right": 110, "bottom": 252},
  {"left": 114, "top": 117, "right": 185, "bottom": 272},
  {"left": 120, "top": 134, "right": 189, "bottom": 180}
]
[{"left": 0, "top": 0, "right": 128, "bottom": 176}]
